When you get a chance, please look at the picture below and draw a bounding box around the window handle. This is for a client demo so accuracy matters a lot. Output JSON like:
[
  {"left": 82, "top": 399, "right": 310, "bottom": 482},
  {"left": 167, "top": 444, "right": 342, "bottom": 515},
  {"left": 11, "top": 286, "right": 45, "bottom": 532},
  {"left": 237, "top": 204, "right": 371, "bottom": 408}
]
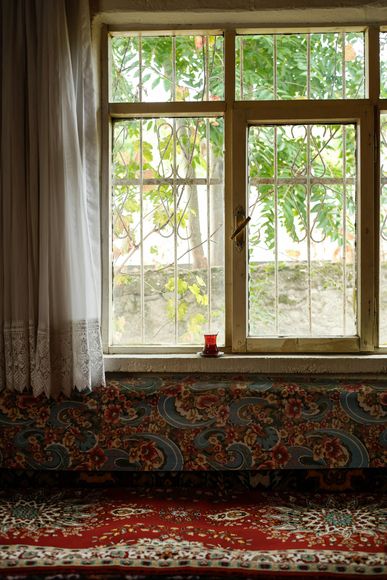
[{"left": 231, "top": 206, "right": 250, "bottom": 250}]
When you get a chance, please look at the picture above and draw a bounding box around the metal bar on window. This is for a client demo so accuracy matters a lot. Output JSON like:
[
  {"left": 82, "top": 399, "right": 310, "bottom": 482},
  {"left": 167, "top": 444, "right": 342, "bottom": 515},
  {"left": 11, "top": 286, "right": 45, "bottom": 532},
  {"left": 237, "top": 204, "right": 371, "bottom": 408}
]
[
  {"left": 274, "top": 35, "right": 278, "bottom": 100},
  {"left": 380, "top": 115, "right": 387, "bottom": 344},
  {"left": 342, "top": 31, "right": 346, "bottom": 99},
  {"left": 274, "top": 126, "right": 279, "bottom": 334},
  {"left": 307, "top": 33, "right": 311, "bottom": 100},
  {"left": 205, "top": 34, "right": 209, "bottom": 101},
  {"left": 173, "top": 118, "right": 178, "bottom": 343},
  {"left": 172, "top": 36, "right": 176, "bottom": 101},
  {"left": 139, "top": 34, "right": 143, "bottom": 102},
  {"left": 240, "top": 37, "right": 244, "bottom": 100},
  {"left": 140, "top": 119, "right": 145, "bottom": 343},
  {"left": 343, "top": 125, "right": 347, "bottom": 334},
  {"left": 307, "top": 124, "right": 312, "bottom": 335},
  {"left": 113, "top": 177, "right": 223, "bottom": 186},
  {"left": 250, "top": 177, "right": 356, "bottom": 186},
  {"left": 206, "top": 118, "right": 211, "bottom": 330}
]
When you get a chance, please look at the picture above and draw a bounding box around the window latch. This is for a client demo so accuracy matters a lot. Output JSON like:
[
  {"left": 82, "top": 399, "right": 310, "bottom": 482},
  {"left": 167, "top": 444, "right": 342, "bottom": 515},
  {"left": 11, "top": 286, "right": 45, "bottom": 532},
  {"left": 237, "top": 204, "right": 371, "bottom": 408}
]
[{"left": 231, "top": 206, "right": 250, "bottom": 250}]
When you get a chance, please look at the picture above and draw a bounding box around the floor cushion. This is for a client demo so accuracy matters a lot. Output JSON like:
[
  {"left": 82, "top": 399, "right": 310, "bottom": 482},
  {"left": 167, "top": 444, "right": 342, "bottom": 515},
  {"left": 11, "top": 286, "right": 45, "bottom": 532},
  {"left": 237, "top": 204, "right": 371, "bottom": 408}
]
[{"left": 0, "top": 483, "right": 385, "bottom": 579}]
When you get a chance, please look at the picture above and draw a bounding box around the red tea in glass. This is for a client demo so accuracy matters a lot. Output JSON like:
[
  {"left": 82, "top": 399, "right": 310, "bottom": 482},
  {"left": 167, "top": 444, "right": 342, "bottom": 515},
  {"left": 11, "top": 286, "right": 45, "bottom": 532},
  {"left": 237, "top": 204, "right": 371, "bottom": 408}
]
[{"left": 202, "top": 333, "right": 219, "bottom": 356}]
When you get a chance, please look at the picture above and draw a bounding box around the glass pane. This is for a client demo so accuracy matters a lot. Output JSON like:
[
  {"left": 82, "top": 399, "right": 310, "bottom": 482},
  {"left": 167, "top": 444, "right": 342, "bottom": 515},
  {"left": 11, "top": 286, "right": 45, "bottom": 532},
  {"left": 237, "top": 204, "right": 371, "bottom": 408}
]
[
  {"left": 380, "top": 114, "right": 387, "bottom": 345},
  {"left": 310, "top": 33, "right": 343, "bottom": 99},
  {"left": 235, "top": 35, "right": 274, "bottom": 100},
  {"left": 344, "top": 32, "right": 365, "bottom": 99},
  {"left": 111, "top": 118, "right": 225, "bottom": 346},
  {"left": 142, "top": 36, "right": 173, "bottom": 102},
  {"left": 110, "top": 34, "right": 224, "bottom": 103},
  {"left": 248, "top": 123, "right": 358, "bottom": 337},
  {"left": 381, "top": 32, "right": 387, "bottom": 98},
  {"left": 277, "top": 34, "right": 307, "bottom": 100},
  {"left": 236, "top": 31, "right": 365, "bottom": 100},
  {"left": 111, "top": 36, "right": 140, "bottom": 102}
]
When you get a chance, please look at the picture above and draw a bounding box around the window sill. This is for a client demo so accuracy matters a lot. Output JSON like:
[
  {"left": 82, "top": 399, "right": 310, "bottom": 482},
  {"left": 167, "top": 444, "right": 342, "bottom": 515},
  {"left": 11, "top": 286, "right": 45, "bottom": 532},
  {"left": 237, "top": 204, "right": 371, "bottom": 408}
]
[{"left": 104, "top": 353, "right": 387, "bottom": 375}]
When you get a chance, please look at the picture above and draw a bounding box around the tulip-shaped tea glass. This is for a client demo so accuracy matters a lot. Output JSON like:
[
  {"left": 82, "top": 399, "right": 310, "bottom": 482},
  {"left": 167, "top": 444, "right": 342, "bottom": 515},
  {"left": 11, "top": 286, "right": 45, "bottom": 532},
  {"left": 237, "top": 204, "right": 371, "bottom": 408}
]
[{"left": 201, "top": 333, "right": 219, "bottom": 357}]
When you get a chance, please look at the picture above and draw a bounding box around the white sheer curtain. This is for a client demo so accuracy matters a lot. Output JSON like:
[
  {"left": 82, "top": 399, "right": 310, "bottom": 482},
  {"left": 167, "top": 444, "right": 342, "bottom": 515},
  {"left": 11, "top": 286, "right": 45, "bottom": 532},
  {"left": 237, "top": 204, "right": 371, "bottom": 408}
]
[{"left": 0, "top": 0, "right": 105, "bottom": 397}]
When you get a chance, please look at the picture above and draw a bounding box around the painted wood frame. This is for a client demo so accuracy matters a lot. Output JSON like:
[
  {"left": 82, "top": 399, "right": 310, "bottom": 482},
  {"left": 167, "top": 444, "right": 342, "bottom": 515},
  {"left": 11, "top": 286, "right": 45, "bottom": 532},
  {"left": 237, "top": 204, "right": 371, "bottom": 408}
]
[{"left": 101, "top": 24, "right": 385, "bottom": 354}]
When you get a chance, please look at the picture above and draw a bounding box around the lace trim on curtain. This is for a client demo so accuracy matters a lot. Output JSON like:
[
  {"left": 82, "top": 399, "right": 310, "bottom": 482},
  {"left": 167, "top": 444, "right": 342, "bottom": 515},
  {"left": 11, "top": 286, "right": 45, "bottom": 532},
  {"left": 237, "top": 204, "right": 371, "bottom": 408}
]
[{"left": 0, "top": 320, "right": 105, "bottom": 397}]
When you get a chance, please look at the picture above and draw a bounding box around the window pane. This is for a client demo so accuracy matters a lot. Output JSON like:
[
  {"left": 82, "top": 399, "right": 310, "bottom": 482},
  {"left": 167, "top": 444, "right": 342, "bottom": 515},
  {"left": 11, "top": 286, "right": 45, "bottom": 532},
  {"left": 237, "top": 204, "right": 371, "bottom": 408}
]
[
  {"left": 381, "top": 32, "right": 387, "bottom": 98},
  {"left": 310, "top": 33, "right": 343, "bottom": 99},
  {"left": 110, "top": 34, "right": 224, "bottom": 103},
  {"left": 277, "top": 34, "right": 307, "bottom": 100},
  {"left": 248, "top": 124, "right": 357, "bottom": 337},
  {"left": 111, "top": 118, "right": 225, "bottom": 346},
  {"left": 380, "top": 114, "right": 387, "bottom": 345},
  {"left": 344, "top": 32, "right": 365, "bottom": 98},
  {"left": 235, "top": 35, "right": 274, "bottom": 100},
  {"left": 236, "top": 31, "right": 365, "bottom": 100}
]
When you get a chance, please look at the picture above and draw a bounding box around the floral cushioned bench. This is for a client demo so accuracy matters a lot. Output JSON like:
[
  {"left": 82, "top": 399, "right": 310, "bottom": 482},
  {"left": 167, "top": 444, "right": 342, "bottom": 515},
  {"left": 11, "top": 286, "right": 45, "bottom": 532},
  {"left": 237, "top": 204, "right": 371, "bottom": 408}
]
[{"left": 0, "top": 374, "right": 385, "bottom": 578}]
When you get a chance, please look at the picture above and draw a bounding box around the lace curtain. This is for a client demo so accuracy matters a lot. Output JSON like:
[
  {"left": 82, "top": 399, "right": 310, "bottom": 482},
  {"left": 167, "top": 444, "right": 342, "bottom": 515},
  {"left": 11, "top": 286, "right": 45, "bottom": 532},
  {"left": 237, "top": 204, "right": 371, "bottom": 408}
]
[{"left": 0, "top": 0, "right": 105, "bottom": 397}]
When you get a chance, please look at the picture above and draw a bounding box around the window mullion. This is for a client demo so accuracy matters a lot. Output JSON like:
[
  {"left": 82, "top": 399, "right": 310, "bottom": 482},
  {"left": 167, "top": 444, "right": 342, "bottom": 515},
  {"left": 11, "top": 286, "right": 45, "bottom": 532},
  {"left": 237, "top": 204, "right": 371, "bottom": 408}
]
[
  {"left": 368, "top": 27, "right": 381, "bottom": 348},
  {"left": 225, "top": 30, "right": 249, "bottom": 352},
  {"left": 234, "top": 99, "right": 371, "bottom": 118},
  {"left": 224, "top": 29, "right": 236, "bottom": 350},
  {"left": 108, "top": 102, "right": 226, "bottom": 117},
  {"left": 365, "top": 27, "right": 379, "bottom": 349},
  {"left": 379, "top": 109, "right": 387, "bottom": 347},
  {"left": 224, "top": 29, "right": 235, "bottom": 102},
  {"left": 359, "top": 107, "right": 377, "bottom": 351},
  {"left": 367, "top": 27, "right": 380, "bottom": 103},
  {"left": 231, "top": 109, "right": 248, "bottom": 352}
]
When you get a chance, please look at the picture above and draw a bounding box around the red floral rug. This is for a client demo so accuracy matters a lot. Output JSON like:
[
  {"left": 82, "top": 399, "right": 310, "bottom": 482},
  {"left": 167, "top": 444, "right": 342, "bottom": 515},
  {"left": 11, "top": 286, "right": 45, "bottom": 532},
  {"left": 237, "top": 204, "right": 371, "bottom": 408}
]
[{"left": 0, "top": 485, "right": 385, "bottom": 579}]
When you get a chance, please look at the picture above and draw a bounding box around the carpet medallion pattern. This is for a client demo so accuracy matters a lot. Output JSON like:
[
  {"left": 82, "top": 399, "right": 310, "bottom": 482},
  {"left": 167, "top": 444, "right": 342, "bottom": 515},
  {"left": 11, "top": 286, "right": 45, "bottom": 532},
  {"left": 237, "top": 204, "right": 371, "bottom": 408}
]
[{"left": 0, "top": 486, "right": 385, "bottom": 578}]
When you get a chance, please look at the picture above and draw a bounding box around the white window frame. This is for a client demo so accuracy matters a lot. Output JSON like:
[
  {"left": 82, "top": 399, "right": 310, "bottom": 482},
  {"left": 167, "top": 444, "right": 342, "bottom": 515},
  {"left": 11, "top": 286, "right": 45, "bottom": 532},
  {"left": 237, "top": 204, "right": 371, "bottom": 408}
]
[{"left": 101, "top": 24, "right": 386, "bottom": 356}]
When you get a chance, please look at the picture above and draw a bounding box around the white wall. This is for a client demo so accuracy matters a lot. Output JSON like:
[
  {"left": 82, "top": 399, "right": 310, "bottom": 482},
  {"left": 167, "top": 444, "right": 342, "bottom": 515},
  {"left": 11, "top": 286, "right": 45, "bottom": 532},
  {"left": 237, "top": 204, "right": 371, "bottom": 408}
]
[{"left": 91, "top": 0, "right": 387, "bottom": 26}]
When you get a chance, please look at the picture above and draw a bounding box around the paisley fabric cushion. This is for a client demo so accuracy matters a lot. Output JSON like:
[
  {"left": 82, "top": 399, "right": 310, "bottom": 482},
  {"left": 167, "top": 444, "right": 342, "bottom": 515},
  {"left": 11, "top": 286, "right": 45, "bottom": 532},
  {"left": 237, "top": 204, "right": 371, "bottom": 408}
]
[{"left": 0, "top": 374, "right": 385, "bottom": 471}]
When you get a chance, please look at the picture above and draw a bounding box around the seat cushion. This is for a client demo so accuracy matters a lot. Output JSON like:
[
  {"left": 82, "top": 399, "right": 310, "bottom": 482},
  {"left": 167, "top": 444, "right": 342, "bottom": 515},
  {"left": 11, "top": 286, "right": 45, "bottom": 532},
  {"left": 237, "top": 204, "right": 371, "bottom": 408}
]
[{"left": 0, "top": 484, "right": 385, "bottom": 578}]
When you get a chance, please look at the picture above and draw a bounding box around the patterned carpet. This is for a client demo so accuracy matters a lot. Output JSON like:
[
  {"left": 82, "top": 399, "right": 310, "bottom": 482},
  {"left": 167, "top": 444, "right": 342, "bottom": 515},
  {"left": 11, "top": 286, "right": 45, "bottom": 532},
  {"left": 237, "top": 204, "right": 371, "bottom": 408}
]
[{"left": 0, "top": 484, "right": 385, "bottom": 578}]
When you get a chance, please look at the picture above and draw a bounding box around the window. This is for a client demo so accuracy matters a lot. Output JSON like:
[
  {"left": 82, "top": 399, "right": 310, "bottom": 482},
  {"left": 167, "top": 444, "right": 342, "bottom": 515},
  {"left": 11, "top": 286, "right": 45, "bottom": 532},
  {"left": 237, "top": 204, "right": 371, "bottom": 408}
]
[
  {"left": 247, "top": 123, "right": 357, "bottom": 339},
  {"left": 236, "top": 31, "right": 365, "bottom": 100},
  {"left": 107, "top": 33, "right": 225, "bottom": 349},
  {"left": 379, "top": 28, "right": 387, "bottom": 347},
  {"left": 380, "top": 113, "right": 387, "bottom": 344},
  {"left": 111, "top": 116, "right": 225, "bottom": 347},
  {"left": 102, "top": 26, "right": 386, "bottom": 354},
  {"left": 381, "top": 31, "right": 387, "bottom": 99}
]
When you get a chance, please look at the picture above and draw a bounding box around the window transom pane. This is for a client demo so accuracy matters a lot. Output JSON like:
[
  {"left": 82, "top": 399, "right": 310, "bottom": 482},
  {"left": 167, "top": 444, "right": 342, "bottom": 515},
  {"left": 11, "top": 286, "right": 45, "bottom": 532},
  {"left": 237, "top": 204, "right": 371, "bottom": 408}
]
[
  {"left": 110, "top": 33, "right": 224, "bottom": 103},
  {"left": 381, "top": 32, "right": 387, "bottom": 98},
  {"left": 236, "top": 31, "right": 365, "bottom": 100}
]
